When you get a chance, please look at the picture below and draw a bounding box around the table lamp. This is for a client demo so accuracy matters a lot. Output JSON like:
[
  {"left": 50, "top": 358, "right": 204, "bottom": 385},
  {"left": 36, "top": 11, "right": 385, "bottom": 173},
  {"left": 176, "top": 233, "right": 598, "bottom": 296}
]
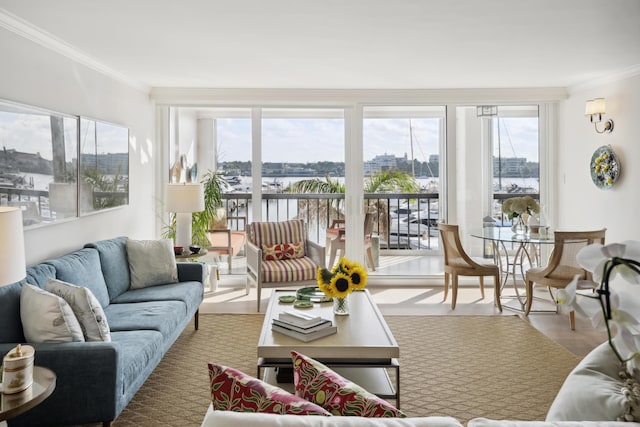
[
  {"left": 0, "top": 206, "right": 26, "bottom": 287},
  {"left": 166, "top": 183, "right": 205, "bottom": 248}
]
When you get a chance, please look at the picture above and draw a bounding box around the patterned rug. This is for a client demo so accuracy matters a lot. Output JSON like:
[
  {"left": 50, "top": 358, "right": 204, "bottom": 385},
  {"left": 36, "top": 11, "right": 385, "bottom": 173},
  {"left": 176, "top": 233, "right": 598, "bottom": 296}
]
[{"left": 111, "top": 314, "right": 579, "bottom": 426}]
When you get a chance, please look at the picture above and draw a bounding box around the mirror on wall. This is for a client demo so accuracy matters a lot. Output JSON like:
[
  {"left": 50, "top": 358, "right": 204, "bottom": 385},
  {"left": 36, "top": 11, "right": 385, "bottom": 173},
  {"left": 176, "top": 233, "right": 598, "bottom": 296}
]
[
  {"left": 0, "top": 100, "right": 79, "bottom": 227},
  {"left": 79, "top": 118, "right": 129, "bottom": 215}
]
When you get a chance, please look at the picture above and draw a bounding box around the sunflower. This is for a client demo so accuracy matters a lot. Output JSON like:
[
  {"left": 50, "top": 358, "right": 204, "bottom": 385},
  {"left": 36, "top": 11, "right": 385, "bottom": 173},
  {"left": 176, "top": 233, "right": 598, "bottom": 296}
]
[{"left": 316, "top": 257, "right": 368, "bottom": 298}]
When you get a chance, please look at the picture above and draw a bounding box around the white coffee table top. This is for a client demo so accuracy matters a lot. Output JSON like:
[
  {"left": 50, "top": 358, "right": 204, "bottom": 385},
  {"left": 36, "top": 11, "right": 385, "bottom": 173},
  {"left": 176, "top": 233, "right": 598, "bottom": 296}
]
[{"left": 258, "top": 289, "right": 399, "bottom": 363}]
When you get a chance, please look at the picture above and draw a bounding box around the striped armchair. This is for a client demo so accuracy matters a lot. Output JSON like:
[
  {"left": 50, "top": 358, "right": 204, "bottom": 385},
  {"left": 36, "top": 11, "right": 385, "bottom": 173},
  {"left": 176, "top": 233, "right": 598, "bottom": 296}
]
[{"left": 246, "top": 219, "right": 325, "bottom": 311}]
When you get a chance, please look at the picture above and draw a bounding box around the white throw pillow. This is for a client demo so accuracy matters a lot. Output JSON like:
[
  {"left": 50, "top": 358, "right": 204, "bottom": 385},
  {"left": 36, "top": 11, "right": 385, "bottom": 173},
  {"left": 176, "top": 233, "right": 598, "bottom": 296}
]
[
  {"left": 45, "top": 278, "right": 111, "bottom": 342},
  {"left": 20, "top": 284, "right": 85, "bottom": 343},
  {"left": 126, "top": 238, "right": 179, "bottom": 289}
]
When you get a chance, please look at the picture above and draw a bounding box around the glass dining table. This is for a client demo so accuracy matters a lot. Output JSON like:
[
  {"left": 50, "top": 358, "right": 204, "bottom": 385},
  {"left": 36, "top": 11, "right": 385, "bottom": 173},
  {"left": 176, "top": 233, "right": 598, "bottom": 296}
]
[{"left": 470, "top": 227, "right": 556, "bottom": 312}]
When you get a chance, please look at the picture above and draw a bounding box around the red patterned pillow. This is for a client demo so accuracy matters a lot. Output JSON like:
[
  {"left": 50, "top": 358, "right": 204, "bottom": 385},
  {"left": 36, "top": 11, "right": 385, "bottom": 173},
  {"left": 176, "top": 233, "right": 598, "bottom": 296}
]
[
  {"left": 208, "top": 363, "right": 330, "bottom": 416},
  {"left": 291, "top": 351, "right": 406, "bottom": 418},
  {"left": 262, "top": 242, "right": 305, "bottom": 261}
]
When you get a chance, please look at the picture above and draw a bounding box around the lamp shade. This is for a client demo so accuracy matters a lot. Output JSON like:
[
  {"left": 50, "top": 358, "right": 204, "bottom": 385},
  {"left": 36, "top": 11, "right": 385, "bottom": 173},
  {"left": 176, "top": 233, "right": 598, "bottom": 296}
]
[
  {"left": 0, "top": 207, "right": 26, "bottom": 286},
  {"left": 165, "top": 183, "right": 205, "bottom": 213}
]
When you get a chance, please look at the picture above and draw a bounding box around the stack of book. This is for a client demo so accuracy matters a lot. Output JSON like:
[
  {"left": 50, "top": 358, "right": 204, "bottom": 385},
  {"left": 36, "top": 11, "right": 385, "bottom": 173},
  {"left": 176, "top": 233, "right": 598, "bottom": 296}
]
[{"left": 272, "top": 311, "right": 337, "bottom": 342}]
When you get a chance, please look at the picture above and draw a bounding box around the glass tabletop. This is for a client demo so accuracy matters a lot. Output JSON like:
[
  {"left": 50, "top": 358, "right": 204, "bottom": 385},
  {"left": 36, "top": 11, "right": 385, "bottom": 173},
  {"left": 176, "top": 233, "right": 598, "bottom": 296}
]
[{"left": 470, "top": 227, "right": 555, "bottom": 244}]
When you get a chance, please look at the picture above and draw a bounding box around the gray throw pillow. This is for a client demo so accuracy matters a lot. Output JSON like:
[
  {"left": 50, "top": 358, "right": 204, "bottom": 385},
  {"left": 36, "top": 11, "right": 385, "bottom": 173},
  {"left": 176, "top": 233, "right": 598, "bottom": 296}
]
[
  {"left": 20, "top": 284, "right": 85, "bottom": 343},
  {"left": 45, "top": 278, "right": 111, "bottom": 342},
  {"left": 127, "top": 238, "right": 178, "bottom": 289}
]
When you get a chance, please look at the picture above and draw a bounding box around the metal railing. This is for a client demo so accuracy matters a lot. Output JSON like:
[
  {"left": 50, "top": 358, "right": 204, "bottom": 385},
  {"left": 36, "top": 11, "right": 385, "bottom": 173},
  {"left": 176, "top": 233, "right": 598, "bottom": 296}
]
[{"left": 222, "top": 192, "right": 441, "bottom": 251}]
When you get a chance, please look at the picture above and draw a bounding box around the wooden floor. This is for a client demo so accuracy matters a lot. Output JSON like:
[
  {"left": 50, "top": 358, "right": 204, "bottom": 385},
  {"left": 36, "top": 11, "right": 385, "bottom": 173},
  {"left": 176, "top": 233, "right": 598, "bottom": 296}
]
[{"left": 200, "top": 283, "right": 607, "bottom": 358}]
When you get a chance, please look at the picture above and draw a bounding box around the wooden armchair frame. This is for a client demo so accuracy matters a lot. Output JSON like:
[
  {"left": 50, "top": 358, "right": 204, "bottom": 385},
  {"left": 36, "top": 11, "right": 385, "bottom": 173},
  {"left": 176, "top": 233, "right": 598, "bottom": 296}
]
[
  {"left": 525, "top": 228, "right": 606, "bottom": 330},
  {"left": 439, "top": 223, "right": 502, "bottom": 311}
]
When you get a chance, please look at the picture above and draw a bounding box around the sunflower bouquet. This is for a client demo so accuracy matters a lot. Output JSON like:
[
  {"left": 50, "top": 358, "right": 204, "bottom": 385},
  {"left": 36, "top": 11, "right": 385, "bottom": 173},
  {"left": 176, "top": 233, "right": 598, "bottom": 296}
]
[{"left": 317, "top": 258, "right": 368, "bottom": 299}]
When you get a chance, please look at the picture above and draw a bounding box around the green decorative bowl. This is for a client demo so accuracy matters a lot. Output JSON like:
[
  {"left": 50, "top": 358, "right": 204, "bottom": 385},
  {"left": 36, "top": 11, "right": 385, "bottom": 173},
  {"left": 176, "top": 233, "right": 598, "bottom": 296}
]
[{"left": 296, "top": 287, "right": 332, "bottom": 303}]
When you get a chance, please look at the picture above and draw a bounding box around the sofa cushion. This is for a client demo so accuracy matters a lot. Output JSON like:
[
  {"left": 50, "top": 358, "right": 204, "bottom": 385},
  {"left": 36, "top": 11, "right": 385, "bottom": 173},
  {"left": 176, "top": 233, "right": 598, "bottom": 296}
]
[
  {"left": 110, "top": 281, "right": 203, "bottom": 317},
  {"left": 262, "top": 257, "right": 318, "bottom": 283},
  {"left": 201, "top": 406, "right": 464, "bottom": 427},
  {"left": 208, "top": 363, "right": 330, "bottom": 416},
  {"left": 45, "top": 248, "right": 111, "bottom": 308},
  {"left": 84, "top": 236, "right": 131, "bottom": 301},
  {"left": 291, "top": 351, "right": 405, "bottom": 417},
  {"left": 249, "top": 219, "right": 307, "bottom": 249},
  {"left": 262, "top": 242, "right": 305, "bottom": 261},
  {"left": 546, "top": 342, "right": 640, "bottom": 422},
  {"left": 126, "top": 239, "right": 178, "bottom": 289},
  {"left": 45, "top": 278, "right": 111, "bottom": 342},
  {"left": 20, "top": 284, "right": 85, "bottom": 343},
  {"left": 104, "top": 300, "right": 186, "bottom": 339}
]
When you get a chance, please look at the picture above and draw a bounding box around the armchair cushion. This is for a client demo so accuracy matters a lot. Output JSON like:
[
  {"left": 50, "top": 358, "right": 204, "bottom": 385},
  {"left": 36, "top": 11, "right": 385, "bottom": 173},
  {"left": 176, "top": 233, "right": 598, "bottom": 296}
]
[
  {"left": 262, "top": 257, "right": 318, "bottom": 283},
  {"left": 249, "top": 219, "right": 307, "bottom": 249}
]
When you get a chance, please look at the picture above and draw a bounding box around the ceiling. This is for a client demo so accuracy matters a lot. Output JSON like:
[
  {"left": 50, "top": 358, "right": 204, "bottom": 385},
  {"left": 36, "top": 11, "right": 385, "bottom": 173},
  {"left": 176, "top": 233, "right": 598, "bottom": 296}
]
[{"left": 1, "top": 0, "right": 639, "bottom": 90}]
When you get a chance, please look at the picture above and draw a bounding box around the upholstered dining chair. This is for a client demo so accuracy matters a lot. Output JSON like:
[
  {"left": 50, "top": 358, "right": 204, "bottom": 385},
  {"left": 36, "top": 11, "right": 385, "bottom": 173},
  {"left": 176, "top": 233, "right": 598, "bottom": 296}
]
[
  {"left": 439, "top": 223, "right": 502, "bottom": 311},
  {"left": 246, "top": 219, "right": 325, "bottom": 311},
  {"left": 524, "top": 228, "right": 606, "bottom": 330},
  {"left": 326, "top": 212, "right": 376, "bottom": 271}
]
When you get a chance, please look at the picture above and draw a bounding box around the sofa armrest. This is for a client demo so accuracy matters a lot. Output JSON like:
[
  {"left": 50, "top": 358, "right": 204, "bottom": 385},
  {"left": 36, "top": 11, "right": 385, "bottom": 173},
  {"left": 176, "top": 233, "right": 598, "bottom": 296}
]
[
  {"left": 306, "top": 240, "right": 326, "bottom": 269},
  {"left": 177, "top": 261, "right": 206, "bottom": 283},
  {"left": 0, "top": 341, "right": 119, "bottom": 425}
]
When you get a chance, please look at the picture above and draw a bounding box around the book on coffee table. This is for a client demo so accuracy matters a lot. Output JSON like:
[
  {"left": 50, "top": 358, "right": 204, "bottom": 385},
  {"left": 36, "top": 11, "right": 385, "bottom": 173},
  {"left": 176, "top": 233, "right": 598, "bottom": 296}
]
[
  {"left": 278, "top": 310, "right": 323, "bottom": 327},
  {"left": 271, "top": 323, "right": 337, "bottom": 342},
  {"left": 272, "top": 318, "right": 332, "bottom": 334}
]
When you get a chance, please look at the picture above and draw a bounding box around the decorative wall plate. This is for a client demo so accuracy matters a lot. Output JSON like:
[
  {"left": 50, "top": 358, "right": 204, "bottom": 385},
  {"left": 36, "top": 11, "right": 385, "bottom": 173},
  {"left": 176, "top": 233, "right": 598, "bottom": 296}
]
[{"left": 590, "top": 145, "right": 620, "bottom": 190}]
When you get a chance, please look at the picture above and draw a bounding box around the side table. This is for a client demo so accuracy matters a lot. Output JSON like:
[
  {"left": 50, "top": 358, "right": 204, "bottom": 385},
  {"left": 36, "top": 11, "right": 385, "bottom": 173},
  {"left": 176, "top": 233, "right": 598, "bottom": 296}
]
[{"left": 1, "top": 366, "right": 56, "bottom": 424}]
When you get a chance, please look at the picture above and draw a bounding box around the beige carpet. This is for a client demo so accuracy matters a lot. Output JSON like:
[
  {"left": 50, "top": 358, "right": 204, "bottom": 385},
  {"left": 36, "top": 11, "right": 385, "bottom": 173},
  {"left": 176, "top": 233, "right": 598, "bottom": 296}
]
[{"left": 112, "top": 314, "right": 579, "bottom": 426}]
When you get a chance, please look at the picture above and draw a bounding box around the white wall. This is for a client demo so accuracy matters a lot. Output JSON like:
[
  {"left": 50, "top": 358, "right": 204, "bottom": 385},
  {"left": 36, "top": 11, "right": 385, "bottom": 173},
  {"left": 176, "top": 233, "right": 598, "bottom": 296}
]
[
  {"left": 0, "top": 28, "right": 157, "bottom": 265},
  {"left": 557, "top": 72, "right": 640, "bottom": 243}
]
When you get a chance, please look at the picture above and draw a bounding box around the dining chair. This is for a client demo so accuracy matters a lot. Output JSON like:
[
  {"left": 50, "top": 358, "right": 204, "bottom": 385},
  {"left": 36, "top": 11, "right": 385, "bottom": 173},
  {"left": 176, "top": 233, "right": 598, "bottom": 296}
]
[
  {"left": 439, "top": 223, "right": 502, "bottom": 311},
  {"left": 524, "top": 228, "right": 606, "bottom": 330},
  {"left": 327, "top": 212, "right": 376, "bottom": 271}
]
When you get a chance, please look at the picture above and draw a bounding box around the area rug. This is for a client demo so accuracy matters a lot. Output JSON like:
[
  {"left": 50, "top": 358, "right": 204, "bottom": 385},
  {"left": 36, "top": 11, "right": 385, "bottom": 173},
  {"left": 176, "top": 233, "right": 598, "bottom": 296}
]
[{"left": 112, "top": 314, "right": 579, "bottom": 426}]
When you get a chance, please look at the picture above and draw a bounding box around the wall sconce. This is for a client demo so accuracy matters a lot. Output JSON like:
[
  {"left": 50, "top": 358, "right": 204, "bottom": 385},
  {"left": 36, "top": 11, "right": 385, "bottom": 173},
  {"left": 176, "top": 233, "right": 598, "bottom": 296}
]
[{"left": 585, "top": 98, "right": 614, "bottom": 134}]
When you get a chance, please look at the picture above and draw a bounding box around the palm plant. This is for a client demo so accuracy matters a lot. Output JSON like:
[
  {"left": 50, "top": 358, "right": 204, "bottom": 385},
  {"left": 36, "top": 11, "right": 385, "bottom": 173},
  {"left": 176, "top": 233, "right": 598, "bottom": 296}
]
[{"left": 287, "top": 170, "right": 419, "bottom": 239}]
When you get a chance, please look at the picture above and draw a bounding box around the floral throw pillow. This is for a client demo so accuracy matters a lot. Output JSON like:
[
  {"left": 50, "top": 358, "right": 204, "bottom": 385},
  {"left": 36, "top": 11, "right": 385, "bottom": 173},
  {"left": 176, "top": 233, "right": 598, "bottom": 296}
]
[
  {"left": 208, "top": 363, "right": 330, "bottom": 416},
  {"left": 262, "top": 242, "right": 305, "bottom": 261},
  {"left": 291, "top": 351, "right": 406, "bottom": 418}
]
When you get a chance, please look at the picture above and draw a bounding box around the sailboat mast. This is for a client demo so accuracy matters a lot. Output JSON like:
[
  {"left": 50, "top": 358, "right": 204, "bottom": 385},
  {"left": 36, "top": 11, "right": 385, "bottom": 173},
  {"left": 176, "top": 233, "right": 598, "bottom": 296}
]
[{"left": 409, "top": 119, "right": 415, "bottom": 178}]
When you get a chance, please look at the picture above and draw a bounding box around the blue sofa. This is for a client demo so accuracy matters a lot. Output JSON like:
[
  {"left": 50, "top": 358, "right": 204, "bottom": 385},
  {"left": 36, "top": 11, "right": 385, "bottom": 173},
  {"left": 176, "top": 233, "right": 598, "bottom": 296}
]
[{"left": 0, "top": 236, "right": 205, "bottom": 426}]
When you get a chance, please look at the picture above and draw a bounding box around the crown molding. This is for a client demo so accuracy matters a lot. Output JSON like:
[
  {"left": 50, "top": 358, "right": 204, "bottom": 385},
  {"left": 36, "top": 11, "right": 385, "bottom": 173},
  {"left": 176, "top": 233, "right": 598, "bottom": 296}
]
[
  {"left": 569, "top": 64, "right": 640, "bottom": 94},
  {"left": 0, "top": 8, "right": 149, "bottom": 93},
  {"left": 150, "top": 87, "right": 568, "bottom": 106}
]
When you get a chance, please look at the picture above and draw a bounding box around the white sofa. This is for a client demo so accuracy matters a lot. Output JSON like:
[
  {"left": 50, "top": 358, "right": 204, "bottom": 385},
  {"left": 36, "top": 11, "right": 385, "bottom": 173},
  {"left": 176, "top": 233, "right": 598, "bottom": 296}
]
[{"left": 202, "top": 342, "right": 640, "bottom": 427}]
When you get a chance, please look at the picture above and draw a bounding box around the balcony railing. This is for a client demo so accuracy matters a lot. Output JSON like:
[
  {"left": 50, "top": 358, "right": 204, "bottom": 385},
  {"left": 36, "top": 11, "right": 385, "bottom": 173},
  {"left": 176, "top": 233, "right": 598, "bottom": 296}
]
[
  {"left": 222, "top": 192, "right": 441, "bottom": 251},
  {"left": 221, "top": 191, "right": 539, "bottom": 253}
]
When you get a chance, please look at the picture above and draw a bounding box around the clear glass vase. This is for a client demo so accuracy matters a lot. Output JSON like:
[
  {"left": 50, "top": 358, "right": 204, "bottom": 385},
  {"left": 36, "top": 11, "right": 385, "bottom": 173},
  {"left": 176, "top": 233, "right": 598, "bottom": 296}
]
[
  {"left": 333, "top": 296, "right": 349, "bottom": 316},
  {"left": 511, "top": 216, "right": 527, "bottom": 236}
]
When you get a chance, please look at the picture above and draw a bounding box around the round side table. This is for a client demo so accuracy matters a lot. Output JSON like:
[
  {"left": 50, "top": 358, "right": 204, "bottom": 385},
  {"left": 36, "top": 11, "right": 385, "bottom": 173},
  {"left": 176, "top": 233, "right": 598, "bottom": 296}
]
[{"left": 1, "top": 366, "right": 56, "bottom": 423}]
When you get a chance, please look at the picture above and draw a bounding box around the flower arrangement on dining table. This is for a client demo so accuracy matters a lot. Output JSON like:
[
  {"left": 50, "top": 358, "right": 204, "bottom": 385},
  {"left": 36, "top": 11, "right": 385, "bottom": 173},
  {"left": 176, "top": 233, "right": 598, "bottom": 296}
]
[
  {"left": 501, "top": 195, "right": 540, "bottom": 220},
  {"left": 317, "top": 258, "right": 368, "bottom": 314},
  {"left": 557, "top": 240, "right": 640, "bottom": 421}
]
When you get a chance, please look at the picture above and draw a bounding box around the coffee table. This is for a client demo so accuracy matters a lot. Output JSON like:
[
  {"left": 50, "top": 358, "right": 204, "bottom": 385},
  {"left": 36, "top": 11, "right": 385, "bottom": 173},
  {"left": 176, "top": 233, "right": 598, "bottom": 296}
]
[{"left": 257, "top": 289, "right": 401, "bottom": 407}]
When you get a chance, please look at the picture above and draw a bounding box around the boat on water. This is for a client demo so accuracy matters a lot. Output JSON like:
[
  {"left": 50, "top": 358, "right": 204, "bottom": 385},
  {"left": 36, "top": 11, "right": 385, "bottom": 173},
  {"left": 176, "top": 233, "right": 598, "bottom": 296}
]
[{"left": 0, "top": 172, "right": 34, "bottom": 189}]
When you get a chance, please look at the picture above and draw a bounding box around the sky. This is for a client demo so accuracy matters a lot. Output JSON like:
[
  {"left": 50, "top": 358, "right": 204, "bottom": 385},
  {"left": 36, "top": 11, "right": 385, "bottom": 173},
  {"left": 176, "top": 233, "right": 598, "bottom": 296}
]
[
  {"left": 216, "top": 116, "right": 538, "bottom": 164},
  {"left": 0, "top": 111, "right": 128, "bottom": 162}
]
